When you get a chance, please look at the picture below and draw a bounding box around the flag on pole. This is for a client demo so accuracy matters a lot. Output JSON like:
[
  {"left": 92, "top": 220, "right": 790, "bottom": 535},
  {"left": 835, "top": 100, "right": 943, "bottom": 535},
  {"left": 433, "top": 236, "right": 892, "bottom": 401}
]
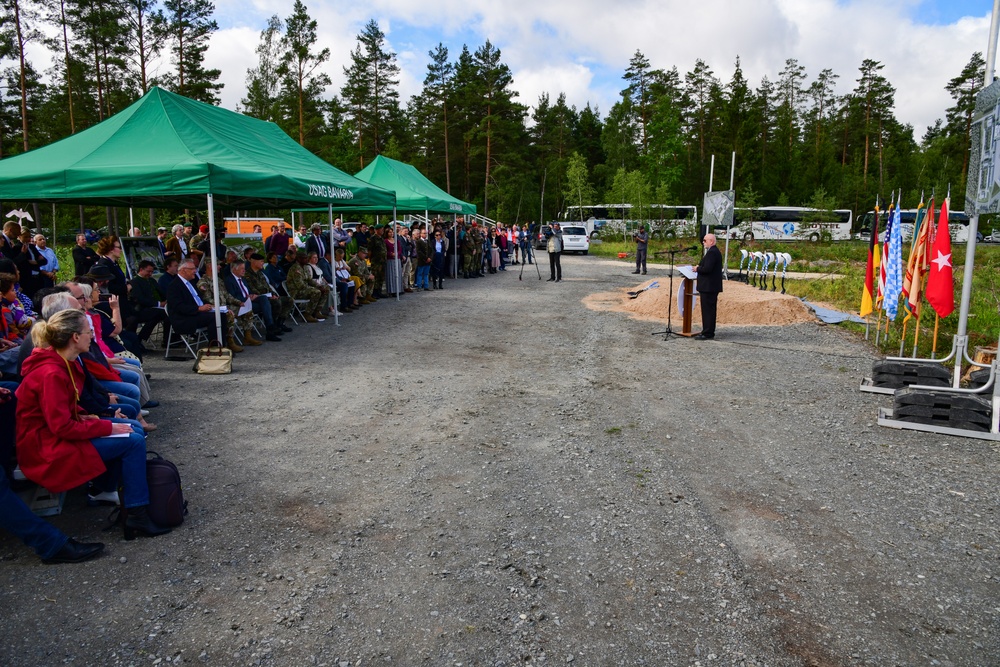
[
  {"left": 860, "top": 200, "right": 881, "bottom": 316},
  {"left": 883, "top": 204, "right": 904, "bottom": 320},
  {"left": 905, "top": 198, "right": 934, "bottom": 316},
  {"left": 877, "top": 197, "right": 894, "bottom": 308},
  {"left": 925, "top": 198, "right": 954, "bottom": 318},
  {"left": 900, "top": 197, "right": 927, "bottom": 320}
]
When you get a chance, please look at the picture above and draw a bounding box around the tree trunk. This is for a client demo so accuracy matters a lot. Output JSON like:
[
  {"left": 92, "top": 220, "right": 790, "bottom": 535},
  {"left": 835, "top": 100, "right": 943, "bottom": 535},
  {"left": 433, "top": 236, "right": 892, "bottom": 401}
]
[
  {"left": 60, "top": 0, "right": 75, "bottom": 132},
  {"left": 443, "top": 101, "right": 451, "bottom": 194},
  {"left": 14, "top": 0, "right": 30, "bottom": 152}
]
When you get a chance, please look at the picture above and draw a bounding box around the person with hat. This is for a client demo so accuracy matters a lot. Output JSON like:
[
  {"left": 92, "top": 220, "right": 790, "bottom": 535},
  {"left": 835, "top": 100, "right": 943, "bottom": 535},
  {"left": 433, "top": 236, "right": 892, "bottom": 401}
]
[
  {"left": 190, "top": 224, "right": 208, "bottom": 250},
  {"left": 633, "top": 224, "right": 649, "bottom": 275},
  {"left": 286, "top": 249, "right": 326, "bottom": 322},
  {"left": 129, "top": 259, "right": 171, "bottom": 344},
  {"left": 246, "top": 253, "right": 293, "bottom": 331},
  {"left": 164, "top": 224, "right": 189, "bottom": 260},
  {"left": 347, "top": 247, "right": 376, "bottom": 303}
]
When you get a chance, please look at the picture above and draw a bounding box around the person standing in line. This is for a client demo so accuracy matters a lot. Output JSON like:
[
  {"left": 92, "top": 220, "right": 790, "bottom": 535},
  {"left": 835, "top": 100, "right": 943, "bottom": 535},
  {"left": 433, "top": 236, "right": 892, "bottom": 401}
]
[
  {"left": 546, "top": 222, "right": 563, "bottom": 283},
  {"left": 693, "top": 233, "right": 723, "bottom": 340},
  {"left": 633, "top": 224, "right": 648, "bottom": 275}
]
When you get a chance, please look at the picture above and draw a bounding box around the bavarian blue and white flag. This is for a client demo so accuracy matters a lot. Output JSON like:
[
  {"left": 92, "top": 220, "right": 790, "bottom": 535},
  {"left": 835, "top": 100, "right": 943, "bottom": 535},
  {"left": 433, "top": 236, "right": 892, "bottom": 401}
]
[{"left": 883, "top": 204, "right": 904, "bottom": 320}]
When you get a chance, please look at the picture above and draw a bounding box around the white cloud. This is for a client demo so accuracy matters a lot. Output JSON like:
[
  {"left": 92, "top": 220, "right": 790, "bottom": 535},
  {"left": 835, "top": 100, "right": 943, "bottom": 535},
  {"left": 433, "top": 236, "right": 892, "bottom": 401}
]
[{"left": 19, "top": 0, "right": 993, "bottom": 140}]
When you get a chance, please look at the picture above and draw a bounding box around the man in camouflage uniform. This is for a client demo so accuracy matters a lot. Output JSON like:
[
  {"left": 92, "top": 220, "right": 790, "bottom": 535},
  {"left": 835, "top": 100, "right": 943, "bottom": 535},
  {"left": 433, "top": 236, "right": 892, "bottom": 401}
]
[
  {"left": 195, "top": 262, "right": 246, "bottom": 351},
  {"left": 286, "top": 249, "right": 326, "bottom": 322},
  {"left": 367, "top": 225, "right": 387, "bottom": 297},
  {"left": 348, "top": 247, "right": 376, "bottom": 303},
  {"left": 246, "top": 253, "right": 293, "bottom": 332},
  {"left": 461, "top": 223, "right": 477, "bottom": 278}
]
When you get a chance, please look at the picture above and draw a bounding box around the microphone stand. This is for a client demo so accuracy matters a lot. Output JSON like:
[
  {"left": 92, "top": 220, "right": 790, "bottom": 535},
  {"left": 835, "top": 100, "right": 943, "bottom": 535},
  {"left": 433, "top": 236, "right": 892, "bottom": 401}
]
[{"left": 650, "top": 246, "right": 694, "bottom": 340}]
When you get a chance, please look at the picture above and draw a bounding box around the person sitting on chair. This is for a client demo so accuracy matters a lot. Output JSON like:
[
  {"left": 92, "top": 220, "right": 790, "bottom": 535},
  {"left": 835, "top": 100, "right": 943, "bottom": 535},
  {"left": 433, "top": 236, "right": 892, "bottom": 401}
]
[{"left": 165, "top": 259, "right": 236, "bottom": 352}]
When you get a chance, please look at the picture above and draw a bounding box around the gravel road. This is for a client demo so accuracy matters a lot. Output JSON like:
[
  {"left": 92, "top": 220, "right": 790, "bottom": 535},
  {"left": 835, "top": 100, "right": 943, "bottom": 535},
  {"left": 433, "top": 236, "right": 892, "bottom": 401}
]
[{"left": 2, "top": 254, "right": 998, "bottom": 667}]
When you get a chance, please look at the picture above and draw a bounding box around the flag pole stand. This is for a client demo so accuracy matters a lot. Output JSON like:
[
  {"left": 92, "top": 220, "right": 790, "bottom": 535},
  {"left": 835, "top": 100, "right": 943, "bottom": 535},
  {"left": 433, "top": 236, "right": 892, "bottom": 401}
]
[{"left": 931, "top": 315, "right": 940, "bottom": 359}]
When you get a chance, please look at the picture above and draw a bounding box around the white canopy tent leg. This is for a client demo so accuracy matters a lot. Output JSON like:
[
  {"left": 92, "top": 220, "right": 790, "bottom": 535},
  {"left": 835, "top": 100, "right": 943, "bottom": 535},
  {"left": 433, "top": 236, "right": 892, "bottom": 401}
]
[
  {"left": 394, "top": 206, "right": 401, "bottom": 301},
  {"left": 330, "top": 205, "right": 341, "bottom": 324},
  {"left": 206, "top": 193, "right": 224, "bottom": 343}
]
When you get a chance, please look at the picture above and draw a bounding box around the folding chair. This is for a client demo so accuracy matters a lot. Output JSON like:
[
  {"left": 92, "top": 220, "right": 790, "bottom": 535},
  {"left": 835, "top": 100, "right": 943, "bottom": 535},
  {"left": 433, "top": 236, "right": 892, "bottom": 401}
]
[
  {"left": 163, "top": 306, "right": 210, "bottom": 359},
  {"left": 283, "top": 281, "right": 311, "bottom": 325}
]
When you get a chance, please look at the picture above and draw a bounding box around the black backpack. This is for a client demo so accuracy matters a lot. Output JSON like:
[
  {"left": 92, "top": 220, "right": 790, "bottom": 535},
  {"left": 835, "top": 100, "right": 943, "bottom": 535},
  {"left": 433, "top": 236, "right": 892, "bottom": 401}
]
[{"left": 146, "top": 452, "right": 188, "bottom": 527}]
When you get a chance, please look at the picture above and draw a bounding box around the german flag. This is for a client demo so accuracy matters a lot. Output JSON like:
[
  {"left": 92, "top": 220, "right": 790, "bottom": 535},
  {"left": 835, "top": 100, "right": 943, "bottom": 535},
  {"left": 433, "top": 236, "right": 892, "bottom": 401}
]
[{"left": 860, "top": 199, "right": 881, "bottom": 317}]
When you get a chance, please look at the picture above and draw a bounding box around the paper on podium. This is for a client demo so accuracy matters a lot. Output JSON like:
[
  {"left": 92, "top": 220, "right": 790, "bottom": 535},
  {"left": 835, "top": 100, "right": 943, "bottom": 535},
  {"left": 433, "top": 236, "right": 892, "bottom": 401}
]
[{"left": 677, "top": 264, "right": 697, "bottom": 280}]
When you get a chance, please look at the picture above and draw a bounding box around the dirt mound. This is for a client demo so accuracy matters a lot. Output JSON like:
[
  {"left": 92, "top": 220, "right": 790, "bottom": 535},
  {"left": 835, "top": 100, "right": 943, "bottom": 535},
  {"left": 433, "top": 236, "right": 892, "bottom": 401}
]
[{"left": 584, "top": 278, "right": 817, "bottom": 326}]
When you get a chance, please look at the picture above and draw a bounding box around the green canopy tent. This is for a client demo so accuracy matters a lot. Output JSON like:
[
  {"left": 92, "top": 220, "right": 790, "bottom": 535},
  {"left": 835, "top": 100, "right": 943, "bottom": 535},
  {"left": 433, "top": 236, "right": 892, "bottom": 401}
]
[
  {"left": 298, "top": 155, "right": 476, "bottom": 290},
  {"left": 0, "top": 86, "right": 395, "bottom": 339}
]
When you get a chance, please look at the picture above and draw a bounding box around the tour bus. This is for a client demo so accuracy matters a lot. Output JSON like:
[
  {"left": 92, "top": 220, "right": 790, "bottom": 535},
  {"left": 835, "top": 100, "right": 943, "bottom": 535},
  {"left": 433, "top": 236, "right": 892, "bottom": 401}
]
[
  {"left": 856, "top": 209, "right": 974, "bottom": 243},
  {"left": 732, "top": 206, "right": 853, "bottom": 242},
  {"left": 560, "top": 204, "right": 699, "bottom": 239}
]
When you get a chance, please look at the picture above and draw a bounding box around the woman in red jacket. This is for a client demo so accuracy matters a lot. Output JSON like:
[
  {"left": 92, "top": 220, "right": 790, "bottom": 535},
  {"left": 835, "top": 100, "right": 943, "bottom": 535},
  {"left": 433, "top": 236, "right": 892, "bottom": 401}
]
[{"left": 15, "top": 309, "right": 169, "bottom": 540}]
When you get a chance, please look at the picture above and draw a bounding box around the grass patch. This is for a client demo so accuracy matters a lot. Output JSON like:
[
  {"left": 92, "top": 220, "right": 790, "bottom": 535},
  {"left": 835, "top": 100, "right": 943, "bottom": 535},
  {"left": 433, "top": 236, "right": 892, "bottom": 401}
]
[{"left": 605, "top": 426, "right": 622, "bottom": 435}]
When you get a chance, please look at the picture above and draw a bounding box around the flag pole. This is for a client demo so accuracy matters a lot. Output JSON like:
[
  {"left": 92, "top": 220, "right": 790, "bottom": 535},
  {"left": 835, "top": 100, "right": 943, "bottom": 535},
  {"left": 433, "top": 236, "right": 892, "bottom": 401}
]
[
  {"left": 899, "top": 318, "right": 908, "bottom": 356},
  {"left": 912, "top": 306, "right": 923, "bottom": 357},
  {"left": 931, "top": 314, "right": 940, "bottom": 359}
]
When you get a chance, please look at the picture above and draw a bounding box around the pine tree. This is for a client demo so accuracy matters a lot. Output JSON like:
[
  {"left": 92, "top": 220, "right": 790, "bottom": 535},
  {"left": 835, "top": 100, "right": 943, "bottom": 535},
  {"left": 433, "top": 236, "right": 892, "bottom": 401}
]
[
  {"left": 242, "top": 15, "right": 283, "bottom": 122},
  {"left": 159, "top": 0, "right": 222, "bottom": 104},
  {"left": 278, "top": 0, "right": 330, "bottom": 146},
  {"left": 341, "top": 19, "right": 400, "bottom": 168}
]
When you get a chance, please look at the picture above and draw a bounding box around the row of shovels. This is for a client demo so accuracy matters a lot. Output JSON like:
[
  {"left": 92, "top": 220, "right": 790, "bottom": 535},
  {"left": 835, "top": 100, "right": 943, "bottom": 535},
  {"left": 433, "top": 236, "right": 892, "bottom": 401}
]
[{"left": 735, "top": 250, "right": 792, "bottom": 293}]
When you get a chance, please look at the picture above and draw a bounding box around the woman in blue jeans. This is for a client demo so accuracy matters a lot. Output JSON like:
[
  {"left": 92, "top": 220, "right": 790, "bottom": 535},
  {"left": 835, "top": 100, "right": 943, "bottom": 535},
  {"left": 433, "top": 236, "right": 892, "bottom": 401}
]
[{"left": 15, "top": 309, "right": 170, "bottom": 540}]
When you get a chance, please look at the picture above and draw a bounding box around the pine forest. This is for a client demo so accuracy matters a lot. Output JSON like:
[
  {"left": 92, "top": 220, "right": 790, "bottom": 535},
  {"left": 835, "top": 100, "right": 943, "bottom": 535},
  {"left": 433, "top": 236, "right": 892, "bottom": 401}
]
[{"left": 0, "top": 0, "right": 987, "bottom": 229}]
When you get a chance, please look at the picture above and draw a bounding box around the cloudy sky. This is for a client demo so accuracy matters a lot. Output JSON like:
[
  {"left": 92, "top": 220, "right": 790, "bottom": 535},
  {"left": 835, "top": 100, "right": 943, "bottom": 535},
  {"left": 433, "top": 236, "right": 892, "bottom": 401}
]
[
  {"left": 18, "top": 0, "right": 990, "bottom": 139},
  {"left": 199, "top": 0, "right": 994, "bottom": 139}
]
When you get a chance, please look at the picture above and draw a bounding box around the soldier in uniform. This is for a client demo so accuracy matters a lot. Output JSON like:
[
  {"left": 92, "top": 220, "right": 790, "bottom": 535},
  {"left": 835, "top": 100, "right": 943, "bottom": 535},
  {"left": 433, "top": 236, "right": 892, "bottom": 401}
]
[
  {"left": 367, "top": 225, "right": 387, "bottom": 298},
  {"left": 461, "top": 223, "right": 476, "bottom": 278},
  {"left": 286, "top": 249, "right": 326, "bottom": 322},
  {"left": 348, "top": 247, "right": 376, "bottom": 303},
  {"left": 245, "top": 253, "right": 293, "bottom": 332},
  {"left": 195, "top": 261, "right": 245, "bottom": 351}
]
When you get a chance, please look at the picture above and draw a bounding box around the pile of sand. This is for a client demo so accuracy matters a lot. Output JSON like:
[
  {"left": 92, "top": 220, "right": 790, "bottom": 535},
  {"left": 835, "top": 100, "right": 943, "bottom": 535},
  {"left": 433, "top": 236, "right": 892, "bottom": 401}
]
[{"left": 584, "top": 278, "right": 817, "bottom": 327}]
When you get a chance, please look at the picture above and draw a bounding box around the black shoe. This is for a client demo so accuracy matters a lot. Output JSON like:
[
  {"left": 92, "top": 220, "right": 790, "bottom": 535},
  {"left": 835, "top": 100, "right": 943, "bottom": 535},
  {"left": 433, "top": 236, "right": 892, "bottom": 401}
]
[
  {"left": 43, "top": 539, "right": 105, "bottom": 564},
  {"left": 547, "top": 278, "right": 555, "bottom": 282},
  {"left": 144, "top": 374, "right": 152, "bottom": 380},
  {"left": 556, "top": 278, "right": 562, "bottom": 282},
  {"left": 142, "top": 400, "right": 160, "bottom": 409},
  {"left": 281, "top": 325, "right": 294, "bottom": 333},
  {"left": 124, "top": 506, "right": 171, "bottom": 540},
  {"left": 642, "top": 271, "right": 647, "bottom": 275},
  {"left": 694, "top": 333, "right": 714, "bottom": 340},
  {"left": 266, "top": 333, "right": 283, "bottom": 342},
  {"left": 632, "top": 270, "right": 640, "bottom": 274}
]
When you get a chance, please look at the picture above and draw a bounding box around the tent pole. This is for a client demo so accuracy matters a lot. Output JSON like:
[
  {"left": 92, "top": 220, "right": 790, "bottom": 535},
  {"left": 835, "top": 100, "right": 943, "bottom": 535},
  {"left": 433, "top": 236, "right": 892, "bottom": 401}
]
[
  {"left": 207, "top": 194, "right": 224, "bottom": 343},
  {"left": 329, "top": 204, "right": 339, "bottom": 326},
  {"left": 452, "top": 213, "right": 457, "bottom": 278},
  {"left": 394, "top": 206, "right": 401, "bottom": 301}
]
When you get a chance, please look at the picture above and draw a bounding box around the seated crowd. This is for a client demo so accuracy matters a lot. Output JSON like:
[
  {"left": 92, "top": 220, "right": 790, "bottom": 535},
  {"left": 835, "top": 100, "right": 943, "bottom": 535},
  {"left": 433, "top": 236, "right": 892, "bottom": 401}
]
[{"left": 0, "top": 213, "right": 531, "bottom": 565}]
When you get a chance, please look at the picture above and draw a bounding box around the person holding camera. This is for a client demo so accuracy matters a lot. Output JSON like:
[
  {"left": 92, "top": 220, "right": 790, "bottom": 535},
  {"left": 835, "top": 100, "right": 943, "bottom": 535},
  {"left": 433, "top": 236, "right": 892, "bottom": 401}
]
[
  {"left": 633, "top": 224, "right": 648, "bottom": 275},
  {"left": 546, "top": 222, "right": 563, "bottom": 282}
]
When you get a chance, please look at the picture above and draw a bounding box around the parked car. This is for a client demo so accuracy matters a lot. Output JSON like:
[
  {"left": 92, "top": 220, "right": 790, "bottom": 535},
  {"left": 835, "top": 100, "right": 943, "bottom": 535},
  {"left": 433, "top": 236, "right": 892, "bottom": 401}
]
[
  {"left": 535, "top": 225, "right": 552, "bottom": 250},
  {"left": 560, "top": 225, "right": 590, "bottom": 254}
]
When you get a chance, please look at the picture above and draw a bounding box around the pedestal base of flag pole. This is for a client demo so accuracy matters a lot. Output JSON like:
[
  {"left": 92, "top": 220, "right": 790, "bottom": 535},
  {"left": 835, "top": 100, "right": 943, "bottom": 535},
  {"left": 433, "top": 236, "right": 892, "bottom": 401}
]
[
  {"left": 878, "top": 406, "right": 1000, "bottom": 441},
  {"left": 860, "top": 359, "right": 952, "bottom": 394}
]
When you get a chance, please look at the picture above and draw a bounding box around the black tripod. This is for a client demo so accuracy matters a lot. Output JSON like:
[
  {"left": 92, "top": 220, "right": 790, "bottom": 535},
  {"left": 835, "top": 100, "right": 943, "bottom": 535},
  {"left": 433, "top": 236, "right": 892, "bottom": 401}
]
[{"left": 650, "top": 247, "right": 694, "bottom": 340}]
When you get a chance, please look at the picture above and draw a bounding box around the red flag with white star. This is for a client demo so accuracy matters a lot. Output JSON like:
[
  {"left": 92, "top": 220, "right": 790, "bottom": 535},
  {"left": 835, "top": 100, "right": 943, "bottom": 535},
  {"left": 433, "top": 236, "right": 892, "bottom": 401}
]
[{"left": 924, "top": 198, "right": 954, "bottom": 318}]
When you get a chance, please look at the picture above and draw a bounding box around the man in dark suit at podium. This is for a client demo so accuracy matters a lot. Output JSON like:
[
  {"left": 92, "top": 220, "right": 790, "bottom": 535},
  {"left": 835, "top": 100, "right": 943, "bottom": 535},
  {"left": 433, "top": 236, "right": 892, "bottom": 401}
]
[{"left": 693, "top": 233, "right": 723, "bottom": 340}]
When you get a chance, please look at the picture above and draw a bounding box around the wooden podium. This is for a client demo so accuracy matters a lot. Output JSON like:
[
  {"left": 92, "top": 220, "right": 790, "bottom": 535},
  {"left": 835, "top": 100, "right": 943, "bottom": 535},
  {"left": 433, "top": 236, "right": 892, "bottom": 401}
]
[{"left": 679, "top": 276, "right": 696, "bottom": 336}]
